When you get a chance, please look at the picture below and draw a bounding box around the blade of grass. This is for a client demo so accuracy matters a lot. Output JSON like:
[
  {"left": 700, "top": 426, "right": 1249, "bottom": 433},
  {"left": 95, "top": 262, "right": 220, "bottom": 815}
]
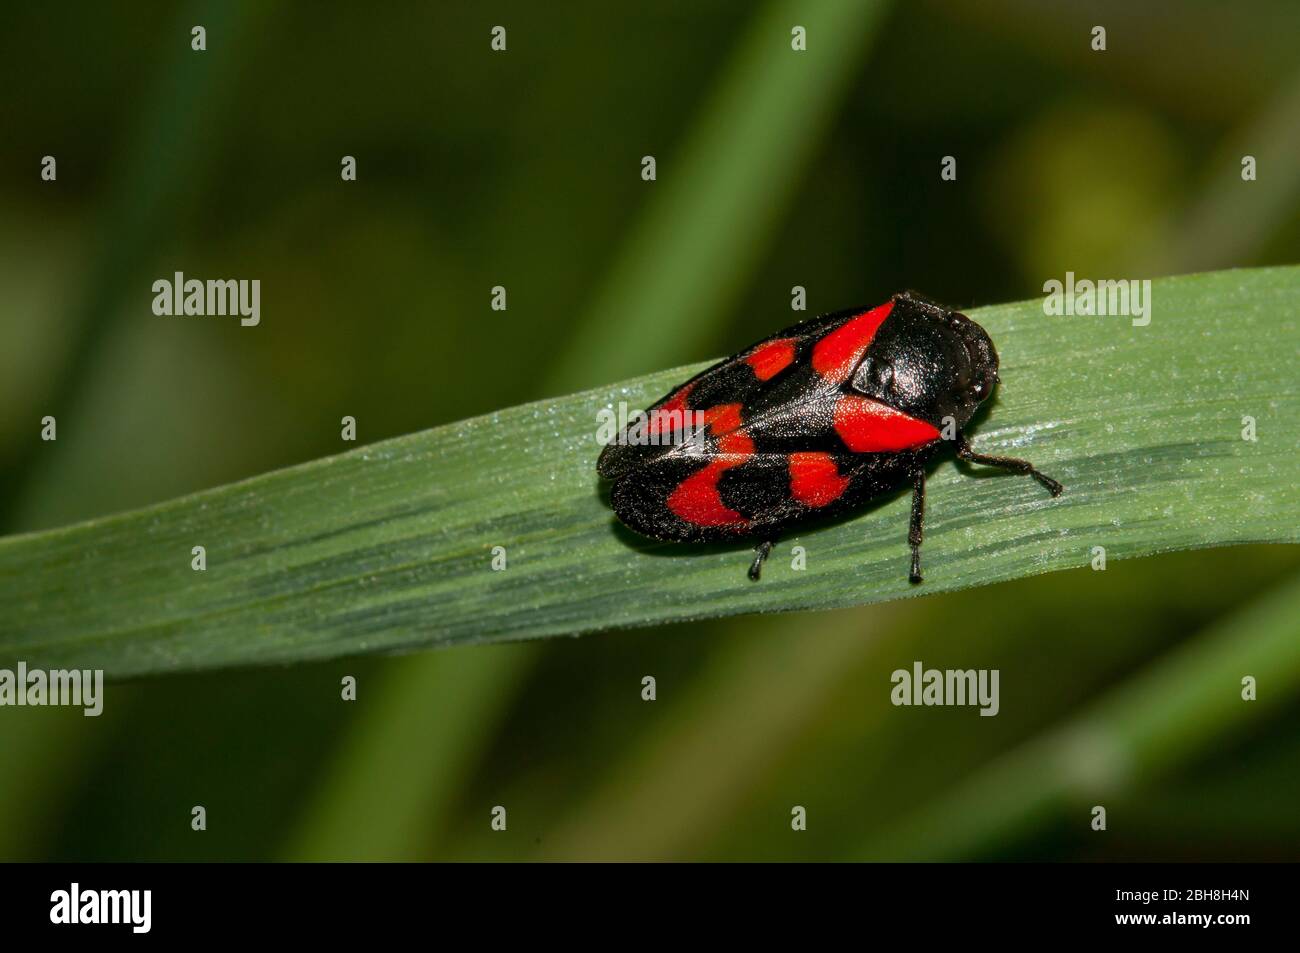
[
  {"left": 860, "top": 567, "right": 1300, "bottom": 860},
  {"left": 0, "top": 267, "right": 1297, "bottom": 677}
]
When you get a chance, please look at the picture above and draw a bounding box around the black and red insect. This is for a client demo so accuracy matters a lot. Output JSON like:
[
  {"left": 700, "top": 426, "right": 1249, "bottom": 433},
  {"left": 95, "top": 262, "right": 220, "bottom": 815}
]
[{"left": 597, "top": 291, "right": 1063, "bottom": 583}]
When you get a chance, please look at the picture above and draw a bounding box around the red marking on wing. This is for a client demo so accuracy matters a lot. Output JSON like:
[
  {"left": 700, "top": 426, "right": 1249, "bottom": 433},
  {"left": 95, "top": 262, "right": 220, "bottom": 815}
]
[
  {"left": 647, "top": 383, "right": 694, "bottom": 436},
  {"left": 702, "top": 402, "right": 743, "bottom": 435},
  {"left": 718, "top": 431, "right": 754, "bottom": 456},
  {"left": 745, "top": 338, "right": 796, "bottom": 381},
  {"left": 788, "top": 452, "right": 850, "bottom": 507},
  {"left": 811, "top": 301, "right": 894, "bottom": 383},
  {"left": 666, "top": 429, "right": 754, "bottom": 528},
  {"left": 833, "top": 396, "right": 941, "bottom": 452}
]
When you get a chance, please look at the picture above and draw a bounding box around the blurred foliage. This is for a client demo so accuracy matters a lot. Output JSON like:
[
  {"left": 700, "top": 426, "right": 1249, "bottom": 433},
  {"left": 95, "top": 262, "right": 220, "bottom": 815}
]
[{"left": 0, "top": 0, "right": 1298, "bottom": 860}]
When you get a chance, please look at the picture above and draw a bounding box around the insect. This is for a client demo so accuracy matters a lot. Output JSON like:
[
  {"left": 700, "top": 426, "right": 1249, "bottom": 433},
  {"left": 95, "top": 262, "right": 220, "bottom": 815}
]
[{"left": 597, "top": 291, "right": 1063, "bottom": 583}]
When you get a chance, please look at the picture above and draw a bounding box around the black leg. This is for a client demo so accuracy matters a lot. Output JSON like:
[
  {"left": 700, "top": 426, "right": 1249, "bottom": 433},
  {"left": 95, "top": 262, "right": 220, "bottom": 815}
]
[
  {"left": 748, "top": 540, "right": 774, "bottom": 581},
  {"left": 956, "top": 432, "right": 1064, "bottom": 497},
  {"left": 908, "top": 465, "right": 925, "bottom": 584}
]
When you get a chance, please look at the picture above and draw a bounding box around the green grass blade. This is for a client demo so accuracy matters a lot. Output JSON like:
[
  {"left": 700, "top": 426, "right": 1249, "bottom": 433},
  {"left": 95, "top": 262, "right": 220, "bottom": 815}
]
[{"left": 1, "top": 267, "right": 1297, "bottom": 677}]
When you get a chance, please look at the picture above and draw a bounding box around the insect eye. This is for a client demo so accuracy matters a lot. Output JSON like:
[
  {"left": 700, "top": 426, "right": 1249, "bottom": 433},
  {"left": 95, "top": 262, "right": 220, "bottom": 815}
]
[
  {"left": 851, "top": 356, "right": 894, "bottom": 396},
  {"left": 869, "top": 358, "right": 894, "bottom": 391}
]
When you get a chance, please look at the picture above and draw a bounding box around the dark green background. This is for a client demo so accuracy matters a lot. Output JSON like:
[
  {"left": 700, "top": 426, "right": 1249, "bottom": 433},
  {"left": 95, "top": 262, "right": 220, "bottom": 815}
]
[{"left": 1, "top": 1, "right": 1298, "bottom": 860}]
